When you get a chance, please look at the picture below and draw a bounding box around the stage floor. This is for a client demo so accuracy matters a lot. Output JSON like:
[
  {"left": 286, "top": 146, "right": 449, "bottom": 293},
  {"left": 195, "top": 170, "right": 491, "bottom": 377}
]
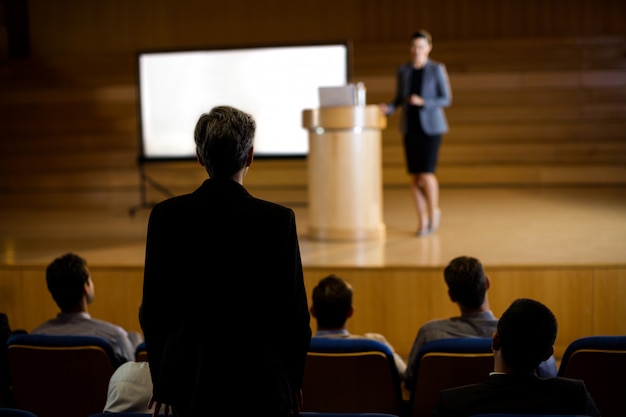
[{"left": 1, "top": 186, "right": 625, "bottom": 268}]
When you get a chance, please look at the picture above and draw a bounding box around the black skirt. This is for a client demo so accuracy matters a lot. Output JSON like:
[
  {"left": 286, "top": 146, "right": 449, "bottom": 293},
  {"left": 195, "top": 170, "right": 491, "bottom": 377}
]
[{"left": 403, "top": 120, "right": 442, "bottom": 173}]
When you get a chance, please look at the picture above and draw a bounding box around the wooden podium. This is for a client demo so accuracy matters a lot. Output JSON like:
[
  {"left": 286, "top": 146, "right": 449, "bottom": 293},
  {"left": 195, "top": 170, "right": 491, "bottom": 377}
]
[{"left": 302, "top": 105, "right": 387, "bottom": 240}]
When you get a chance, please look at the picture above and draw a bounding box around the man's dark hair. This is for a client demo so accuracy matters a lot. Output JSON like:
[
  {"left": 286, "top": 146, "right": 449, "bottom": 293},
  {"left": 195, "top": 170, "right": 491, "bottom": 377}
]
[
  {"left": 497, "top": 298, "right": 558, "bottom": 373},
  {"left": 194, "top": 105, "right": 255, "bottom": 179},
  {"left": 312, "top": 274, "right": 353, "bottom": 329},
  {"left": 46, "top": 253, "right": 90, "bottom": 312},
  {"left": 443, "top": 256, "right": 488, "bottom": 309}
]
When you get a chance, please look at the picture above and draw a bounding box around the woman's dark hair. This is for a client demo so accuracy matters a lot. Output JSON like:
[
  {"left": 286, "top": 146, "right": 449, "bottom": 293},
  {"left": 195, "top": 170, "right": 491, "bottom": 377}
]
[{"left": 412, "top": 29, "right": 432, "bottom": 45}]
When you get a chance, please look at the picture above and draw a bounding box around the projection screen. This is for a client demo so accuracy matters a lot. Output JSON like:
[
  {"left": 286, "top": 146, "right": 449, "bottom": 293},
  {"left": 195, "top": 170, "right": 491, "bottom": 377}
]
[{"left": 137, "top": 42, "right": 350, "bottom": 160}]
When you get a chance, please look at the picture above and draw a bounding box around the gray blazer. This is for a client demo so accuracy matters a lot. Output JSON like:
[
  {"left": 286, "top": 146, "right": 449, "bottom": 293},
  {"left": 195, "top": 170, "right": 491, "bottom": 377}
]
[{"left": 386, "top": 59, "right": 452, "bottom": 136}]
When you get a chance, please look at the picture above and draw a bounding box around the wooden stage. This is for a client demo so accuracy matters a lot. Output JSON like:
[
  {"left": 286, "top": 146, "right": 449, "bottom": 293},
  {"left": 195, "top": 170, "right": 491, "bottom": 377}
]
[{"left": 1, "top": 185, "right": 625, "bottom": 360}]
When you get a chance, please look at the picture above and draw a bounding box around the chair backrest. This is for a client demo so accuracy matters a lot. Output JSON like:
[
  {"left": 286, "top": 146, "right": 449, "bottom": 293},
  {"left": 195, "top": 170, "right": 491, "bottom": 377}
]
[
  {"left": 410, "top": 337, "right": 494, "bottom": 417},
  {"left": 0, "top": 409, "right": 39, "bottom": 417},
  {"left": 300, "top": 413, "right": 400, "bottom": 417},
  {"left": 302, "top": 337, "right": 403, "bottom": 415},
  {"left": 135, "top": 341, "right": 147, "bottom": 361},
  {"left": 558, "top": 335, "right": 626, "bottom": 417},
  {"left": 469, "top": 414, "right": 593, "bottom": 417},
  {"left": 7, "top": 334, "right": 119, "bottom": 417},
  {"left": 89, "top": 414, "right": 152, "bottom": 417}
]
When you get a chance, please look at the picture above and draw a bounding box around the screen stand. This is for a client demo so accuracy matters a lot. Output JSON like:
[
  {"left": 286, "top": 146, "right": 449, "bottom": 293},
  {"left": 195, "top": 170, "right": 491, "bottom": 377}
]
[{"left": 128, "top": 160, "right": 174, "bottom": 217}]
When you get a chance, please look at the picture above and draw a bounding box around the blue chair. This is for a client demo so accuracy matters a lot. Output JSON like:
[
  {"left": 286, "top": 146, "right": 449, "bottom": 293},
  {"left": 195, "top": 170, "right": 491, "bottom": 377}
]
[
  {"left": 558, "top": 335, "right": 626, "bottom": 417},
  {"left": 300, "top": 413, "right": 400, "bottom": 417},
  {"left": 7, "top": 334, "right": 120, "bottom": 417},
  {"left": 470, "top": 414, "right": 592, "bottom": 417},
  {"left": 469, "top": 414, "right": 592, "bottom": 417},
  {"left": 301, "top": 337, "right": 403, "bottom": 415},
  {"left": 135, "top": 341, "right": 147, "bottom": 361},
  {"left": 0, "top": 409, "right": 38, "bottom": 417},
  {"left": 88, "top": 412, "right": 399, "bottom": 417},
  {"left": 89, "top": 414, "right": 152, "bottom": 417},
  {"left": 409, "top": 337, "right": 494, "bottom": 417}
]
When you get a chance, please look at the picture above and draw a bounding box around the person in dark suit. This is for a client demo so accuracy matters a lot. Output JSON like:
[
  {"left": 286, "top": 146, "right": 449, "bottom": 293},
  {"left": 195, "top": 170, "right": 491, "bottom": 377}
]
[
  {"left": 1, "top": 313, "right": 13, "bottom": 407},
  {"left": 433, "top": 298, "right": 601, "bottom": 417},
  {"left": 380, "top": 30, "right": 452, "bottom": 237},
  {"left": 139, "top": 105, "right": 311, "bottom": 417}
]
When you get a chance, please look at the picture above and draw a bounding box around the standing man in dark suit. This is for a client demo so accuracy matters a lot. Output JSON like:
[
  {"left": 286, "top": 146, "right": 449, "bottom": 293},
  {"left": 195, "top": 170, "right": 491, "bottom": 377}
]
[
  {"left": 434, "top": 298, "right": 600, "bottom": 417},
  {"left": 140, "top": 105, "right": 311, "bottom": 417}
]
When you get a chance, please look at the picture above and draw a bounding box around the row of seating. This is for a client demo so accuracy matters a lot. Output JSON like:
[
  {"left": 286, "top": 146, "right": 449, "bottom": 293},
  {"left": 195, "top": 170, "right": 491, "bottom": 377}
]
[
  {"left": 296, "top": 336, "right": 626, "bottom": 417},
  {"left": 4, "top": 334, "right": 626, "bottom": 417},
  {"left": 0, "top": 411, "right": 605, "bottom": 417}
]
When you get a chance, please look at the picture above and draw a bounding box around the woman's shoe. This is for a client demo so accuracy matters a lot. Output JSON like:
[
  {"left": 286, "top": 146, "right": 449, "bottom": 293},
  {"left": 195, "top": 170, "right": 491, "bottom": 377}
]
[{"left": 416, "top": 228, "right": 432, "bottom": 237}]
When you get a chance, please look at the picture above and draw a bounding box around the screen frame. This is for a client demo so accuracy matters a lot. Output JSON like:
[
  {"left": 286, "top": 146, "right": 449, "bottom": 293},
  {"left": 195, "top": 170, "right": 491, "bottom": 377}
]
[{"left": 135, "top": 40, "right": 353, "bottom": 163}]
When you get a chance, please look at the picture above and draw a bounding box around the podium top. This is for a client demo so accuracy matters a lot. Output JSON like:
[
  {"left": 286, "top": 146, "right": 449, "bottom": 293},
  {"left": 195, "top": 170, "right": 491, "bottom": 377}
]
[{"left": 302, "top": 105, "right": 387, "bottom": 130}]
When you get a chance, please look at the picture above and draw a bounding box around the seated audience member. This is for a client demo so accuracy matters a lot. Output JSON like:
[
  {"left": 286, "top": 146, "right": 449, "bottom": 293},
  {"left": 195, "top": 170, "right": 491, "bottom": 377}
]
[
  {"left": 104, "top": 360, "right": 153, "bottom": 413},
  {"left": 31, "top": 252, "right": 142, "bottom": 363},
  {"left": 1, "top": 313, "right": 13, "bottom": 406},
  {"left": 1, "top": 312, "right": 27, "bottom": 406},
  {"left": 404, "top": 256, "right": 556, "bottom": 388},
  {"left": 310, "top": 274, "right": 407, "bottom": 375},
  {"left": 433, "top": 298, "right": 601, "bottom": 417}
]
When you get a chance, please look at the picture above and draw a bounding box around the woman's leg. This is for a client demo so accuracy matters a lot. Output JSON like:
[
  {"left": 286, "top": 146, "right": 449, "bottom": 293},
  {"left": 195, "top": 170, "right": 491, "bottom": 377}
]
[
  {"left": 422, "top": 172, "right": 440, "bottom": 231},
  {"left": 410, "top": 174, "right": 429, "bottom": 234},
  {"left": 414, "top": 172, "right": 440, "bottom": 234}
]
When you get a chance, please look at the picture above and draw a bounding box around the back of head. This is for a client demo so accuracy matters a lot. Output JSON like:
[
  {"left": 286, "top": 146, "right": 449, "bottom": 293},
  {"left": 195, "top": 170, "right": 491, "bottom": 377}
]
[
  {"left": 194, "top": 105, "right": 255, "bottom": 179},
  {"left": 46, "top": 253, "right": 89, "bottom": 312},
  {"left": 443, "top": 256, "right": 487, "bottom": 309},
  {"left": 497, "top": 298, "right": 557, "bottom": 373},
  {"left": 312, "top": 274, "right": 353, "bottom": 329}
]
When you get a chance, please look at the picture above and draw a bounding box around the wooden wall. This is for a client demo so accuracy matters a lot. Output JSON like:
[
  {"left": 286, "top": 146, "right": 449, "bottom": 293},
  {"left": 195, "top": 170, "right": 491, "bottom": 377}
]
[
  {"left": 19, "top": 0, "right": 626, "bottom": 58},
  {"left": 2, "top": 264, "right": 625, "bottom": 360}
]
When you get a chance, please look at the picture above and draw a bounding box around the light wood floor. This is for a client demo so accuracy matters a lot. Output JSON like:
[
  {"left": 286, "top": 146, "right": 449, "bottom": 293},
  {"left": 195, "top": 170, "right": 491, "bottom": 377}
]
[{"left": 1, "top": 185, "right": 625, "bottom": 268}]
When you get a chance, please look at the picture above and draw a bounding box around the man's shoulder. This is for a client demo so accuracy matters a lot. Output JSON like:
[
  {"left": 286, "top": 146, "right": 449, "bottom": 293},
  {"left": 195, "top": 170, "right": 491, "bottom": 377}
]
[
  {"left": 29, "top": 320, "right": 53, "bottom": 334},
  {"left": 361, "top": 332, "right": 390, "bottom": 345},
  {"left": 249, "top": 196, "right": 294, "bottom": 214},
  {"left": 420, "top": 313, "right": 497, "bottom": 331},
  {"left": 415, "top": 316, "right": 494, "bottom": 346},
  {"left": 149, "top": 192, "right": 194, "bottom": 215},
  {"left": 449, "top": 374, "right": 587, "bottom": 393},
  {"left": 540, "top": 376, "right": 588, "bottom": 390},
  {"left": 88, "top": 317, "right": 127, "bottom": 334},
  {"left": 419, "top": 317, "right": 455, "bottom": 332},
  {"left": 151, "top": 182, "right": 293, "bottom": 219}
]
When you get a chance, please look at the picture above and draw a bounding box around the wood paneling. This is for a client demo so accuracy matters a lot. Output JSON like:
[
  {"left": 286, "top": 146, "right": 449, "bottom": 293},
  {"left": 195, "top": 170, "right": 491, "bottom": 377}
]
[
  {"left": 2, "top": 264, "right": 625, "bottom": 360},
  {"left": 23, "top": 0, "right": 626, "bottom": 57}
]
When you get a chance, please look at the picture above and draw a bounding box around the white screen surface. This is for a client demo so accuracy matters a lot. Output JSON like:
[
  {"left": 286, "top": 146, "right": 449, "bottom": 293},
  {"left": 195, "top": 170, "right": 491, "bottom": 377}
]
[{"left": 137, "top": 43, "right": 349, "bottom": 159}]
